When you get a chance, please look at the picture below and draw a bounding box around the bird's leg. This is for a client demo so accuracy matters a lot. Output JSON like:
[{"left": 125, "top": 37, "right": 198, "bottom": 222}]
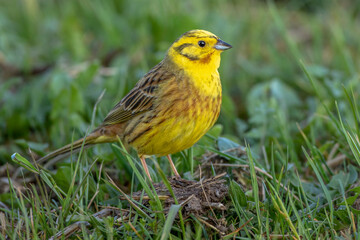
[
  {"left": 140, "top": 156, "right": 152, "bottom": 181},
  {"left": 166, "top": 154, "right": 180, "bottom": 178}
]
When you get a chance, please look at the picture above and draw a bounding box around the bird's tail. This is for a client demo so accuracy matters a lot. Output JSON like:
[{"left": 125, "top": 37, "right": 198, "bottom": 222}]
[{"left": 37, "top": 132, "right": 115, "bottom": 164}]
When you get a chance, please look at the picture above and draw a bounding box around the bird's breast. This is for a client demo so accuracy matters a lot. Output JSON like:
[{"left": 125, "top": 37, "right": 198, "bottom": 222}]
[{"left": 125, "top": 71, "right": 222, "bottom": 156}]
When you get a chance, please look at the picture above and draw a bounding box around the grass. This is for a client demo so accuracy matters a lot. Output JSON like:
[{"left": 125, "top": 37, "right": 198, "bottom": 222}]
[{"left": 1, "top": 0, "right": 360, "bottom": 239}]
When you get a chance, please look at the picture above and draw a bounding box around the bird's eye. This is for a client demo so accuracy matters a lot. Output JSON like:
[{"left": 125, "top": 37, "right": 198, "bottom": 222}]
[{"left": 198, "top": 40, "right": 206, "bottom": 47}]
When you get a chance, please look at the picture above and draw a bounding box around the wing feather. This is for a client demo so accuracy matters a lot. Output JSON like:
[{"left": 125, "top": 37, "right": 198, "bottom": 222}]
[{"left": 101, "top": 62, "right": 173, "bottom": 126}]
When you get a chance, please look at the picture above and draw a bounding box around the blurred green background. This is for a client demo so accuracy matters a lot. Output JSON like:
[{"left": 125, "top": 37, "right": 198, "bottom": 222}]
[{"left": 1, "top": 0, "right": 360, "bottom": 168}]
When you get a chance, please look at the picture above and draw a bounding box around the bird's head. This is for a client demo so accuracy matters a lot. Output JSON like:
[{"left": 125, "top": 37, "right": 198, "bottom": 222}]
[{"left": 167, "top": 30, "right": 232, "bottom": 70}]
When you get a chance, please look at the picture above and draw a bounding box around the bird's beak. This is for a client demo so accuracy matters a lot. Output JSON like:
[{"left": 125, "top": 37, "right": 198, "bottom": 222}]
[{"left": 214, "top": 39, "right": 232, "bottom": 50}]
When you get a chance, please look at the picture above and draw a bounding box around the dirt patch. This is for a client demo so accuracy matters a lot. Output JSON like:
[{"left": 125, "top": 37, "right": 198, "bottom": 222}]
[{"left": 129, "top": 173, "right": 229, "bottom": 217}]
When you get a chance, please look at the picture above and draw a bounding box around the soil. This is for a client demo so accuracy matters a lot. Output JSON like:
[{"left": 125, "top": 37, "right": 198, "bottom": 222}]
[{"left": 130, "top": 173, "right": 229, "bottom": 217}]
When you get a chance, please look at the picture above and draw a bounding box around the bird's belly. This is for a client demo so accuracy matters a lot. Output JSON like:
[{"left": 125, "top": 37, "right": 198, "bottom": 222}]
[{"left": 126, "top": 94, "right": 221, "bottom": 156}]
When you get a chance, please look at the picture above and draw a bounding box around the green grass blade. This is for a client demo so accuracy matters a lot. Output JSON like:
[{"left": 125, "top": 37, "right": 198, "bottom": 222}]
[
  {"left": 11, "top": 153, "right": 39, "bottom": 174},
  {"left": 160, "top": 204, "right": 181, "bottom": 240},
  {"left": 246, "top": 143, "right": 263, "bottom": 233},
  {"left": 302, "top": 147, "right": 334, "bottom": 227}
]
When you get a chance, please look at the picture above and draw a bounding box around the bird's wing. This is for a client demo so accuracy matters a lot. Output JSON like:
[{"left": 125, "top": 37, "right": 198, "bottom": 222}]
[{"left": 102, "top": 63, "right": 174, "bottom": 125}]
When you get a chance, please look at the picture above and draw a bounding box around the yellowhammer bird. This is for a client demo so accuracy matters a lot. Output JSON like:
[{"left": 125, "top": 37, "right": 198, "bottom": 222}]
[{"left": 38, "top": 29, "right": 232, "bottom": 180}]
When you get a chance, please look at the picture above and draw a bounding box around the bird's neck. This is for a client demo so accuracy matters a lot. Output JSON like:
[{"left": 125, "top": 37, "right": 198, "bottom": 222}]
[{"left": 166, "top": 52, "right": 222, "bottom": 97}]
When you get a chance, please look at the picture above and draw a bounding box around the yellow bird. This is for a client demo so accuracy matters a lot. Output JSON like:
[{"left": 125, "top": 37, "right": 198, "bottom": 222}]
[{"left": 38, "top": 30, "right": 232, "bottom": 180}]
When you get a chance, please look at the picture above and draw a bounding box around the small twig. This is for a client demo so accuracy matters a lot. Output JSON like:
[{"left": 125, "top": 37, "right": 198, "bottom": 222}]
[
  {"left": 120, "top": 194, "right": 170, "bottom": 201},
  {"left": 351, "top": 212, "right": 356, "bottom": 237},
  {"left": 49, "top": 221, "right": 90, "bottom": 240},
  {"left": 203, "top": 172, "right": 227, "bottom": 183},
  {"left": 223, "top": 217, "right": 253, "bottom": 238},
  {"left": 179, "top": 194, "right": 195, "bottom": 207},
  {"left": 49, "top": 208, "right": 115, "bottom": 240},
  {"left": 92, "top": 208, "right": 114, "bottom": 218},
  {"left": 187, "top": 172, "right": 227, "bottom": 189},
  {"left": 196, "top": 216, "right": 224, "bottom": 234},
  {"left": 128, "top": 221, "right": 144, "bottom": 240}
]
